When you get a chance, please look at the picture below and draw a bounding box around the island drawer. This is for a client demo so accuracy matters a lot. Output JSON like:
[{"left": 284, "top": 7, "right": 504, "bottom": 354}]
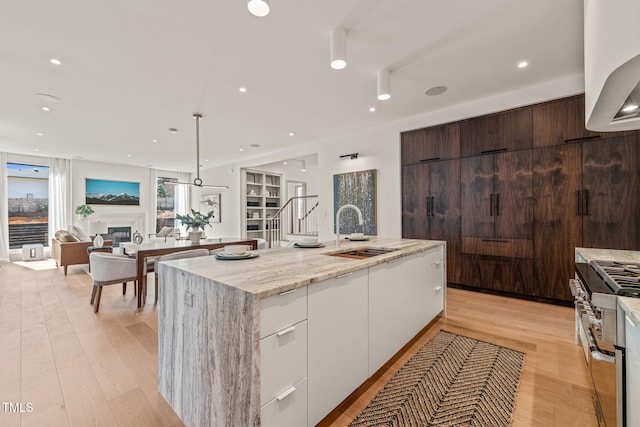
[
  {"left": 260, "top": 286, "right": 307, "bottom": 339},
  {"left": 260, "top": 320, "right": 307, "bottom": 404},
  {"left": 260, "top": 377, "right": 307, "bottom": 427}
]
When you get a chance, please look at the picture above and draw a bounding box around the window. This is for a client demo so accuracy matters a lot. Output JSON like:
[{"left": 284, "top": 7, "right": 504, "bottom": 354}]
[
  {"left": 7, "top": 163, "right": 50, "bottom": 248},
  {"left": 156, "top": 177, "right": 177, "bottom": 232}
]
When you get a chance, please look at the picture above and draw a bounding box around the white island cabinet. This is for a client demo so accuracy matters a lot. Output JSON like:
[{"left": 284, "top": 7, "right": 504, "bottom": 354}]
[
  {"left": 626, "top": 311, "right": 640, "bottom": 427},
  {"left": 157, "top": 238, "right": 445, "bottom": 427},
  {"left": 369, "top": 246, "right": 444, "bottom": 375}
]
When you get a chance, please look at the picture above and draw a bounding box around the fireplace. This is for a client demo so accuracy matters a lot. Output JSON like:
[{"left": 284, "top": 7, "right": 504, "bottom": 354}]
[{"left": 107, "top": 227, "right": 131, "bottom": 246}]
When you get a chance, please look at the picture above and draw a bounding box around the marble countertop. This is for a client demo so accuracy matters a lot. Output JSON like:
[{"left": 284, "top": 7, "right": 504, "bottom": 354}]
[
  {"left": 575, "top": 247, "right": 640, "bottom": 327},
  {"left": 575, "top": 247, "right": 640, "bottom": 264},
  {"left": 159, "top": 237, "right": 444, "bottom": 298}
]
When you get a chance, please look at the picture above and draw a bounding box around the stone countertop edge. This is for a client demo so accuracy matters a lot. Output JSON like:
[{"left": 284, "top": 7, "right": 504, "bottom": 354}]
[
  {"left": 619, "top": 298, "right": 640, "bottom": 328},
  {"left": 159, "top": 238, "right": 445, "bottom": 299}
]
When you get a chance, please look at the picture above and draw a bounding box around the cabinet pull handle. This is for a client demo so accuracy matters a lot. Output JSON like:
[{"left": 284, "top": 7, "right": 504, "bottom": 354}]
[
  {"left": 564, "top": 135, "right": 601, "bottom": 143},
  {"left": 490, "top": 193, "right": 494, "bottom": 216},
  {"left": 434, "top": 286, "right": 443, "bottom": 292},
  {"left": 481, "top": 239, "right": 509, "bottom": 243},
  {"left": 432, "top": 261, "right": 442, "bottom": 266},
  {"left": 583, "top": 189, "right": 589, "bottom": 216},
  {"left": 576, "top": 190, "right": 582, "bottom": 216},
  {"left": 337, "top": 272, "right": 353, "bottom": 279},
  {"left": 276, "top": 326, "right": 296, "bottom": 336},
  {"left": 419, "top": 157, "right": 441, "bottom": 163},
  {"left": 278, "top": 289, "right": 296, "bottom": 296},
  {"left": 276, "top": 386, "right": 296, "bottom": 401},
  {"left": 430, "top": 196, "right": 435, "bottom": 216},
  {"left": 426, "top": 196, "right": 431, "bottom": 218},
  {"left": 496, "top": 193, "right": 500, "bottom": 216},
  {"left": 480, "top": 148, "right": 508, "bottom": 154}
]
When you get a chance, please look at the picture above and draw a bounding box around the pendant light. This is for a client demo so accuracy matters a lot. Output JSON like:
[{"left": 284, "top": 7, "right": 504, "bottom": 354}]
[
  {"left": 168, "top": 113, "right": 228, "bottom": 189},
  {"left": 330, "top": 28, "right": 347, "bottom": 70},
  {"left": 248, "top": 0, "right": 270, "bottom": 17},
  {"left": 377, "top": 69, "right": 391, "bottom": 101}
]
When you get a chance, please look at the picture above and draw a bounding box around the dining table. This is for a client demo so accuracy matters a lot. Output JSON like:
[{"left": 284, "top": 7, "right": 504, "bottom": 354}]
[{"left": 121, "top": 237, "right": 258, "bottom": 308}]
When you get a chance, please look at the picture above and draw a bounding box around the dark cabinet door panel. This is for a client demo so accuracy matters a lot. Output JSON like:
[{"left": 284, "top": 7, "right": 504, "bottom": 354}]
[
  {"left": 401, "top": 164, "right": 430, "bottom": 239},
  {"left": 582, "top": 136, "right": 640, "bottom": 249},
  {"left": 461, "top": 155, "right": 494, "bottom": 238},
  {"left": 532, "top": 95, "right": 586, "bottom": 147},
  {"left": 494, "top": 150, "right": 533, "bottom": 240},
  {"left": 460, "top": 108, "right": 532, "bottom": 157},
  {"left": 458, "top": 254, "right": 532, "bottom": 295},
  {"left": 532, "top": 144, "right": 582, "bottom": 301},
  {"left": 401, "top": 122, "right": 460, "bottom": 165},
  {"left": 430, "top": 159, "right": 461, "bottom": 284}
]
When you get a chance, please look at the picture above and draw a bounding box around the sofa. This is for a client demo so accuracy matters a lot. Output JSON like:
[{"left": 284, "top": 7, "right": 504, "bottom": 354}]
[{"left": 52, "top": 230, "right": 113, "bottom": 275}]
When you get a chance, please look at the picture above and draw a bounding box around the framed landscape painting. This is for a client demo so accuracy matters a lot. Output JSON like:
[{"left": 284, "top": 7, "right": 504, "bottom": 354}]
[
  {"left": 200, "top": 193, "right": 221, "bottom": 223},
  {"left": 85, "top": 178, "right": 140, "bottom": 205}
]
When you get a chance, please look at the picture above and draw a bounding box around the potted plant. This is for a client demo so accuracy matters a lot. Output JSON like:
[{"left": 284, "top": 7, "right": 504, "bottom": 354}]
[
  {"left": 75, "top": 204, "right": 94, "bottom": 219},
  {"left": 176, "top": 209, "right": 214, "bottom": 243}
]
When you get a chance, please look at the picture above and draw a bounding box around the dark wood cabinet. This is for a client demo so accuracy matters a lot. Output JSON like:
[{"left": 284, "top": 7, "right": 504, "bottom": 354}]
[
  {"left": 401, "top": 122, "right": 459, "bottom": 165},
  {"left": 532, "top": 144, "right": 583, "bottom": 301},
  {"left": 402, "top": 94, "right": 640, "bottom": 304},
  {"left": 402, "top": 159, "right": 460, "bottom": 283},
  {"left": 461, "top": 151, "right": 532, "bottom": 240},
  {"left": 460, "top": 108, "right": 532, "bottom": 157},
  {"left": 582, "top": 136, "right": 640, "bottom": 250}
]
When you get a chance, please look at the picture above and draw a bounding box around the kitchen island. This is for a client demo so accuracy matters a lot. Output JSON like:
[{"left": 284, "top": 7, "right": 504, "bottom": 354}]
[{"left": 157, "top": 237, "right": 446, "bottom": 427}]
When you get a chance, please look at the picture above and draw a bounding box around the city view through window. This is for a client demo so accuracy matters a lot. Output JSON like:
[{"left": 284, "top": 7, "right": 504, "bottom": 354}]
[{"left": 7, "top": 163, "right": 50, "bottom": 249}]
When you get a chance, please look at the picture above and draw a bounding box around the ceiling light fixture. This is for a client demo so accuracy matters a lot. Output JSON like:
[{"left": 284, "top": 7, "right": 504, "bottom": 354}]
[
  {"left": 50, "top": 58, "right": 61, "bottom": 66},
  {"left": 152, "top": 139, "right": 158, "bottom": 143},
  {"left": 622, "top": 104, "right": 639, "bottom": 112},
  {"left": 339, "top": 152, "right": 359, "bottom": 160},
  {"left": 36, "top": 133, "right": 43, "bottom": 136},
  {"left": 247, "top": 0, "right": 270, "bottom": 17},
  {"left": 42, "top": 106, "right": 50, "bottom": 111},
  {"left": 300, "top": 160, "right": 307, "bottom": 172},
  {"left": 330, "top": 28, "right": 347, "bottom": 70},
  {"left": 166, "top": 113, "right": 228, "bottom": 189},
  {"left": 377, "top": 69, "right": 391, "bottom": 101},
  {"left": 518, "top": 61, "right": 528, "bottom": 69},
  {"left": 289, "top": 132, "right": 294, "bottom": 136},
  {"left": 369, "top": 107, "right": 376, "bottom": 112},
  {"left": 239, "top": 87, "right": 247, "bottom": 93}
]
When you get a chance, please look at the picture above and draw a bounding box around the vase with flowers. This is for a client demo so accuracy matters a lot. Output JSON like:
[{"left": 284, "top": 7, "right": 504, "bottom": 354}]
[{"left": 176, "top": 209, "right": 214, "bottom": 243}]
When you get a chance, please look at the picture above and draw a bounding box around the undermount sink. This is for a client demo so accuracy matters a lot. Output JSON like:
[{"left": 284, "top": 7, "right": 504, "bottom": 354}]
[{"left": 326, "top": 247, "right": 398, "bottom": 260}]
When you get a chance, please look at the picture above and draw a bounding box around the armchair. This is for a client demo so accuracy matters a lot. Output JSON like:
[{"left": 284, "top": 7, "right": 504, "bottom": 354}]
[{"left": 89, "top": 252, "right": 137, "bottom": 313}]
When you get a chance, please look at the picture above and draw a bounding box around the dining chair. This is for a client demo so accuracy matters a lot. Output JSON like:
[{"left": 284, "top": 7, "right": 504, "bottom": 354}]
[
  {"left": 153, "top": 248, "right": 210, "bottom": 304},
  {"left": 89, "top": 252, "right": 138, "bottom": 313}
]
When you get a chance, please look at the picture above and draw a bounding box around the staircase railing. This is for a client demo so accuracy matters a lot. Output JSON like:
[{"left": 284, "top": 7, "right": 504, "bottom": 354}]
[{"left": 267, "top": 195, "right": 319, "bottom": 248}]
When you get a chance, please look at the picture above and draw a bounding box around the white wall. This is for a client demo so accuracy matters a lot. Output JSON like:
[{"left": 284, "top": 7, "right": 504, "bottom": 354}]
[{"left": 197, "top": 74, "right": 584, "bottom": 243}]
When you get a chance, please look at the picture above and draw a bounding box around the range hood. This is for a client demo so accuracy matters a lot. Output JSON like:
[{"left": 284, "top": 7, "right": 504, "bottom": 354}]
[{"left": 584, "top": 0, "right": 640, "bottom": 131}]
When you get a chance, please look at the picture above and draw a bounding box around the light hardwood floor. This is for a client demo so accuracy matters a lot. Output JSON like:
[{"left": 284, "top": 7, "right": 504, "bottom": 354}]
[{"left": 0, "top": 260, "right": 597, "bottom": 426}]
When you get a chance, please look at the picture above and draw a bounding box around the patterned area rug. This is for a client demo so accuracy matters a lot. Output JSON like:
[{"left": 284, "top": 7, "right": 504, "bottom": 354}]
[{"left": 349, "top": 330, "right": 525, "bottom": 427}]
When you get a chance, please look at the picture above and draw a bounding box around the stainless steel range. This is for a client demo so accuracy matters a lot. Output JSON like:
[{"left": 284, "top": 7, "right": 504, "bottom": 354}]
[{"left": 571, "top": 260, "right": 640, "bottom": 427}]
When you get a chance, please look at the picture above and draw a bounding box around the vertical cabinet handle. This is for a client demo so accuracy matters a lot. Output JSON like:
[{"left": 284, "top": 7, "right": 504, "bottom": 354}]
[
  {"left": 496, "top": 193, "right": 500, "bottom": 216},
  {"left": 576, "top": 190, "right": 582, "bottom": 216},
  {"left": 430, "top": 196, "right": 435, "bottom": 216},
  {"left": 490, "top": 193, "right": 494, "bottom": 216},
  {"left": 583, "top": 189, "right": 589, "bottom": 216},
  {"left": 426, "top": 196, "right": 431, "bottom": 218}
]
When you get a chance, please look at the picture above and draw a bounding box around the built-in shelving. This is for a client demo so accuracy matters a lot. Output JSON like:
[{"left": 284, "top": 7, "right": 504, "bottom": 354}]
[{"left": 241, "top": 168, "right": 282, "bottom": 240}]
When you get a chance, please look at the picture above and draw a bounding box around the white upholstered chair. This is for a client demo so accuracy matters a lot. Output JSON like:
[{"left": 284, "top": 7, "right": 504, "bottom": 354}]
[
  {"left": 89, "top": 252, "right": 137, "bottom": 313},
  {"left": 153, "top": 248, "right": 210, "bottom": 304}
]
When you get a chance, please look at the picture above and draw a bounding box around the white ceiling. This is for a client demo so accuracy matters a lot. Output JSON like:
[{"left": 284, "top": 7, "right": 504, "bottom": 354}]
[{"left": 0, "top": 0, "right": 584, "bottom": 172}]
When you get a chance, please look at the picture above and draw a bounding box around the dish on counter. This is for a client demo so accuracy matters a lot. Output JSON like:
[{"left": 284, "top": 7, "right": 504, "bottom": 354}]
[
  {"left": 294, "top": 242, "right": 325, "bottom": 248},
  {"left": 346, "top": 236, "right": 369, "bottom": 241},
  {"left": 214, "top": 251, "right": 259, "bottom": 260}
]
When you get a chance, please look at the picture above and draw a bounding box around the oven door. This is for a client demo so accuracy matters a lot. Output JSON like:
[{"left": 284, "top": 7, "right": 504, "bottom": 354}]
[{"left": 580, "top": 314, "right": 620, "bottom": 427}]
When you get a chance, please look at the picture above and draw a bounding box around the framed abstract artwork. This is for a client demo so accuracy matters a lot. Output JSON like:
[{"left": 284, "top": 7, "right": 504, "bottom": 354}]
[
  {"left": 333, "top": 169, "right": 377, "bottom": 235},
  {"left": 200, "top": 193, "right": 221, "bottom": 223}
]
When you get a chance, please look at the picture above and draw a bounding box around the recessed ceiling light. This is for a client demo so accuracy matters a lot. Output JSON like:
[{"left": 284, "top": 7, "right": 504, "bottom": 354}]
[
  {"left": 283, "top": 161, "right": 287, "bottom": 165},
  {"left": 622, "top": 104, "right": 639, "bottom": 112},
  {"left": 289, "top": 132, "right": 295, "bottom": 137},
  {"left": 35, "top": 93, "right": 61, "bottom": 103},
  {"left": 127, "top": 154, "right": 132, "bottom": 157},
  {"left": 152, "top": 139, "right": 158, "bottom": 143},
  {"left": 42, "top": 106, "right": 50, "bottom": 112},
  {"left": 240, "top": 148, "right": 244, "bottom": 152},
  {"left": 205, "top": 159, "right": 209, "bottom": 162},
  {"left": 36, "top": 132, "right": 43, "bottom": 136},
  {"left": 247, "top": 0, "right": 270, "bottom": 17},
  {"left": 34, "top": 148, "right": 40, "bottom": 152},
  {"left": 369, "top": 107, "right": 376, "bottom": 112},
  {"left": 239, "top": 87, "right": 247, "bottom": 93},
  {"left": 50, "top": 58, "right": 61, "bottom": 66},
  {"left": 518, "top": 61, "right": 528, "bottom": 69},
  {"left": 425, "top": 86, "right": 448, "bottom": 96},
  {"left": 168, "top": 128, "right": 178, "bottom": 133}
]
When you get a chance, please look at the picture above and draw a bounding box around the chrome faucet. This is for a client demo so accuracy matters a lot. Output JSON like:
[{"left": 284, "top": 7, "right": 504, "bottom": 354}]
[{"left": 335, "top": 204, "right": 364, "bottom": 247}]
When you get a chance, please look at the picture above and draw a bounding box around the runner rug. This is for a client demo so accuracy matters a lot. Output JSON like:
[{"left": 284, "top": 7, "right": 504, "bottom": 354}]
[{"left": 349, "top": 330, "right": 525, "bottom": 426}]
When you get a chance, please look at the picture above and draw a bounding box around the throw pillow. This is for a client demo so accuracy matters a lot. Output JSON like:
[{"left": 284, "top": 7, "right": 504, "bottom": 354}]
[{"left": 71, "top": 225, "right": 92, "bottom": 242}]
